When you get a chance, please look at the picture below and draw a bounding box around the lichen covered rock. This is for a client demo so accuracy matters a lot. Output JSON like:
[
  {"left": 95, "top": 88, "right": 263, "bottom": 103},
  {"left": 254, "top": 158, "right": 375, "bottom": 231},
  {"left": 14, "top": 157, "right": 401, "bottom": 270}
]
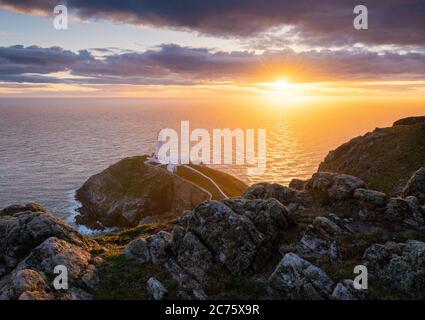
[
  {"left": 0, "top": 204, "right": 102, "bottom": 300},
  {"left": 268, "top": 253, "right": 334, "bottom": 299},
  {"left": 363, "top": 240, "right": 425, "bottom": 298},
  {"left": 146, "top": 277, "right": 168, "bottom": 300},
  {"left": 403, "top": 167, "right": 425, "bottom": 205}
]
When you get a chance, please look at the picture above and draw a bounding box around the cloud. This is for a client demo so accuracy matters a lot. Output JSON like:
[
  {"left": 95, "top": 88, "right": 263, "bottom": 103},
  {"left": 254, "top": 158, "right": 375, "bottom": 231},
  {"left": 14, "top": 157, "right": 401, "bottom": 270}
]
[
  {"left": 0, "top": 45, "right": 92, "bottom": 83},
  {"left": 1, "top": 44, "right": 425, "bottom": 85},
  {"left": 0, "top": 0, "right": 424, "bottom": 46}
]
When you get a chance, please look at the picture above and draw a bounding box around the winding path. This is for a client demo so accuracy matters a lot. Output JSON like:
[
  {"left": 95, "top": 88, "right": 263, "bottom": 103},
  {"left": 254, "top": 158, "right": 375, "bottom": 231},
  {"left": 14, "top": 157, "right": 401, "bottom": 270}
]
[
  {"left": 144, "top": 157, "right": 229, "bottom": 200},
  {"left": 182, "top": 165, "right": 229, "bottom": 199}
]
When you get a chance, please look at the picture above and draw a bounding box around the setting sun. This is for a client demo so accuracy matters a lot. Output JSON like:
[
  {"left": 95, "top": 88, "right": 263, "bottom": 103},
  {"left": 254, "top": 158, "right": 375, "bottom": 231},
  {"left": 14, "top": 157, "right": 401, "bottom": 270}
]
[
  {"left": 259, "top": 78, "right": 311, "bottom": 106},
  {"left": 269, "top": 79, "right": 292, "bottom": 91}
]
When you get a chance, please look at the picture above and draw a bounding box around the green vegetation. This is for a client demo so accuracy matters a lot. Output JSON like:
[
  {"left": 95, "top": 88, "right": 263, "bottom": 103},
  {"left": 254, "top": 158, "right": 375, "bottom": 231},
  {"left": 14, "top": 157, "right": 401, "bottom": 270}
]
[
  {"left": 222, "top": 277, "right": 268, "bottom": 300},
  {"left": 94, "top": 220, "right": 177, "bottom": 300},
  {"left": 367, "top": 125, "right": 425, "bottom": 194},
  {"left": 320, "top": 124, "right": 425, "bottom": 195},
  {"left": 95, "top": 253, "right": 178, "bottom": 300},
  {"left": 95, "top": 220, "right": 175, "bottom": 247}
]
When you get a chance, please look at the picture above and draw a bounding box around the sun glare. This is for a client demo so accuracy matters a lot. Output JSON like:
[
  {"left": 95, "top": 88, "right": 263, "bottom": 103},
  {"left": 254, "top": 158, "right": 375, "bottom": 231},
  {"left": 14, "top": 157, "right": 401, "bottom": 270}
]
[
  {"left": 269, "top": 79, "right": 291, "bottom": 92},
  {"left": 260, "top": 78, "right": 308, "bottom": 106}
]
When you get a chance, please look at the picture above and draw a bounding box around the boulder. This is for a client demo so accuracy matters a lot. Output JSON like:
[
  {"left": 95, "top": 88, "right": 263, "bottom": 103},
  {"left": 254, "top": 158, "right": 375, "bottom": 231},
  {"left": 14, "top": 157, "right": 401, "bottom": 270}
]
[
  {"left": 164, "top": 259, "right": 208, "bottom": 300},
  {"left": 173, "top": 231, "right": 213, "bottom": 284},
  {"left": 146, "top": 277, "right": 167, "bottom": 300},
  {"left": 327, "top": 175, "right": 366, "bottom": 200},
  {"left": 125, "top": 231, "right": 172, "bottom": 264},
  {"left": 385, "top": 197, "right": 425, "bottom": 227},
  {"left": 363, "top": 240, "right": 425, "bottom": 298},
  {"left": 184, "top": 201, "right": 263, "bottom": 275},
  {"left": 289, "top": 179, "right": 307, "bottom": 190},
  {"left": 306, "top": 172, "right": 365, "bottom": 201},
  {"left": 0, "top": 269, "right": 51, "bottom": 300},
  {"left": 0, "top": 203, "right": 96, "bottom": 275},
  {"left": 287, "top": 215, "right": 347, "bottom": 261},
  {"left": 405, "top": 196, "right": 425, "bottom": 227},
  {"left": 331, "top": 280, "right": 367, "bottom": 300},
  {"left": 123, "top": 198, "right": 295, "bottom": 298},
  {"left": 124, "top": 238, "right": 150, "bottom": 263},
  {"left": 133, "top": 198, "right": 295, "bottom": 295},
  {"left": 402, "top": 167, "right": 425, "bottom": 205},
  {"left": 306, "top": 172, "right": 336, "bottom": 193},
  {"left": 182, "top": 199, "right": 294, "bottom": 275},
  {"left": 16, "top": 237, "right": 101, "bottom": 291},
  {"left": 243, "top": 182, "right": 312, "bottom": 209},
  {"left": 243, "top": 183, "right": 296, "bottom": 205},
  {"left": 354, "top": 188, "right": 387, "bottom": 207},
  {"left": 0, "top": 204, "right": 102, "bottom": 300},
  {"left": 268, "top": 253, "right": 334, "bottom": 299},
  {"left": 223, "top": 198, "right": 293, "bottom": 238}
]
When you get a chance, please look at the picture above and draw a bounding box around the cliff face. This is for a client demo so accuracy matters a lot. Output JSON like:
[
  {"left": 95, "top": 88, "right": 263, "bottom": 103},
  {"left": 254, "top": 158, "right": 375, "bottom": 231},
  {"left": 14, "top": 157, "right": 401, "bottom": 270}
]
[
  {"left": 319, "top": 118, "right": 425, "bottom": 195},
  {"left": 75, "top": 156, "right": 247, "bottom": 230}
]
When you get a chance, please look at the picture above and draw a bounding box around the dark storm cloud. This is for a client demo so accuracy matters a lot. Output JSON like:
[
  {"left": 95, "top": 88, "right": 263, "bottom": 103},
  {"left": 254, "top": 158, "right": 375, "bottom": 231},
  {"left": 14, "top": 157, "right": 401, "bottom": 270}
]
[
  {"left": 0, "top": 45, "right": 92, "bottom": 82},
  {"left": 0, "top": 0, "right": 424, "bottom": 46},
  {"left": 1, "top": 44, "right": 425, "bottom": 85}
]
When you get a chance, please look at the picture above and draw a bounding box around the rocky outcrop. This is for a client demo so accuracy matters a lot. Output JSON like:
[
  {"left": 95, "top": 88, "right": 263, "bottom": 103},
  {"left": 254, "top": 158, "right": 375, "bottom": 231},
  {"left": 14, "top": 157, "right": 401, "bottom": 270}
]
[
  {"left": 118, "top": 155, "right": 425, "bottom": 300},
  {"left": 125, "top": 198, "right": 295, "bottom": 298},
  {"left": 285, "top": 214, "right": 351, "bottom": 261},
  {"left": 243, "top": 182, "right": 312, "bottom": 209},
  {"left": 385, "top": 197, "right": 425, "bottom": 228},
  {"left": 172, "top": 230, "right": 213, "bottom": 285},
  {"left": 146, "top": 277, "right": 167, "bottom": 300},
  {"left": 182, "top": 199, "right": 293, "bottom": 275},
  {"left": 243, "top": 183, "right": 296, "bottom": 205},
  {"left": 393, "top": 116, "right": 425, "bottom": 126},
  {"left": 268, "top": 253, "right": 334, "bottom": 300},
  {"left": 125, "top": 231, "right": 172, "bottom": 264},
  {"left": 289, "top": 179, "right": 307, "bottom": 190},
  {"left": 0, "top": 204, "right": 102, "bottom": 300},
  {"left": 331, "top": 280, "right": 367, "bottom": 300},
  {"left": 164, "top": 258, "right": 208, "bottom": 300},
  {"left": 354, "top": 188, "right": 387, "bottom": 208},
  {"left": 305, "top": 172, "right": 365, "bottom": 202},
  {"left": 363, "top": 240, "right": 425, "bottom": 298},
  {"left": 402, "top": 167, "right": 425, "bottom": 205},
  {"left": 75, "top": 156, "right": 247, "bottom": 230}
]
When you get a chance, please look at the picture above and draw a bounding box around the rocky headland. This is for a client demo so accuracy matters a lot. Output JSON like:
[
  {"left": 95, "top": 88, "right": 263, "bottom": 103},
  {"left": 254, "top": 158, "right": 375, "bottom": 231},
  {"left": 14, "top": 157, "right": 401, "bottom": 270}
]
[
  {"left": 1, "top": 116, "right": 425, "bottom": 300},
  {"left": 319, "top": 116, "right": 425, "bottom": 195},
  {"left": 75, "top": 156, "right": 247, "bottom": 229}
]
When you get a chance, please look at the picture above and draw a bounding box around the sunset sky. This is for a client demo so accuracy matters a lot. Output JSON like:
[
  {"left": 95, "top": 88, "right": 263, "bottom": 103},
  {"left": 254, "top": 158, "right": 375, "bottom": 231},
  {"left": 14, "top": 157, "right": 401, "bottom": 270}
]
[{"left": 0, "top": 0, "right": 424, "bottom": 102}]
